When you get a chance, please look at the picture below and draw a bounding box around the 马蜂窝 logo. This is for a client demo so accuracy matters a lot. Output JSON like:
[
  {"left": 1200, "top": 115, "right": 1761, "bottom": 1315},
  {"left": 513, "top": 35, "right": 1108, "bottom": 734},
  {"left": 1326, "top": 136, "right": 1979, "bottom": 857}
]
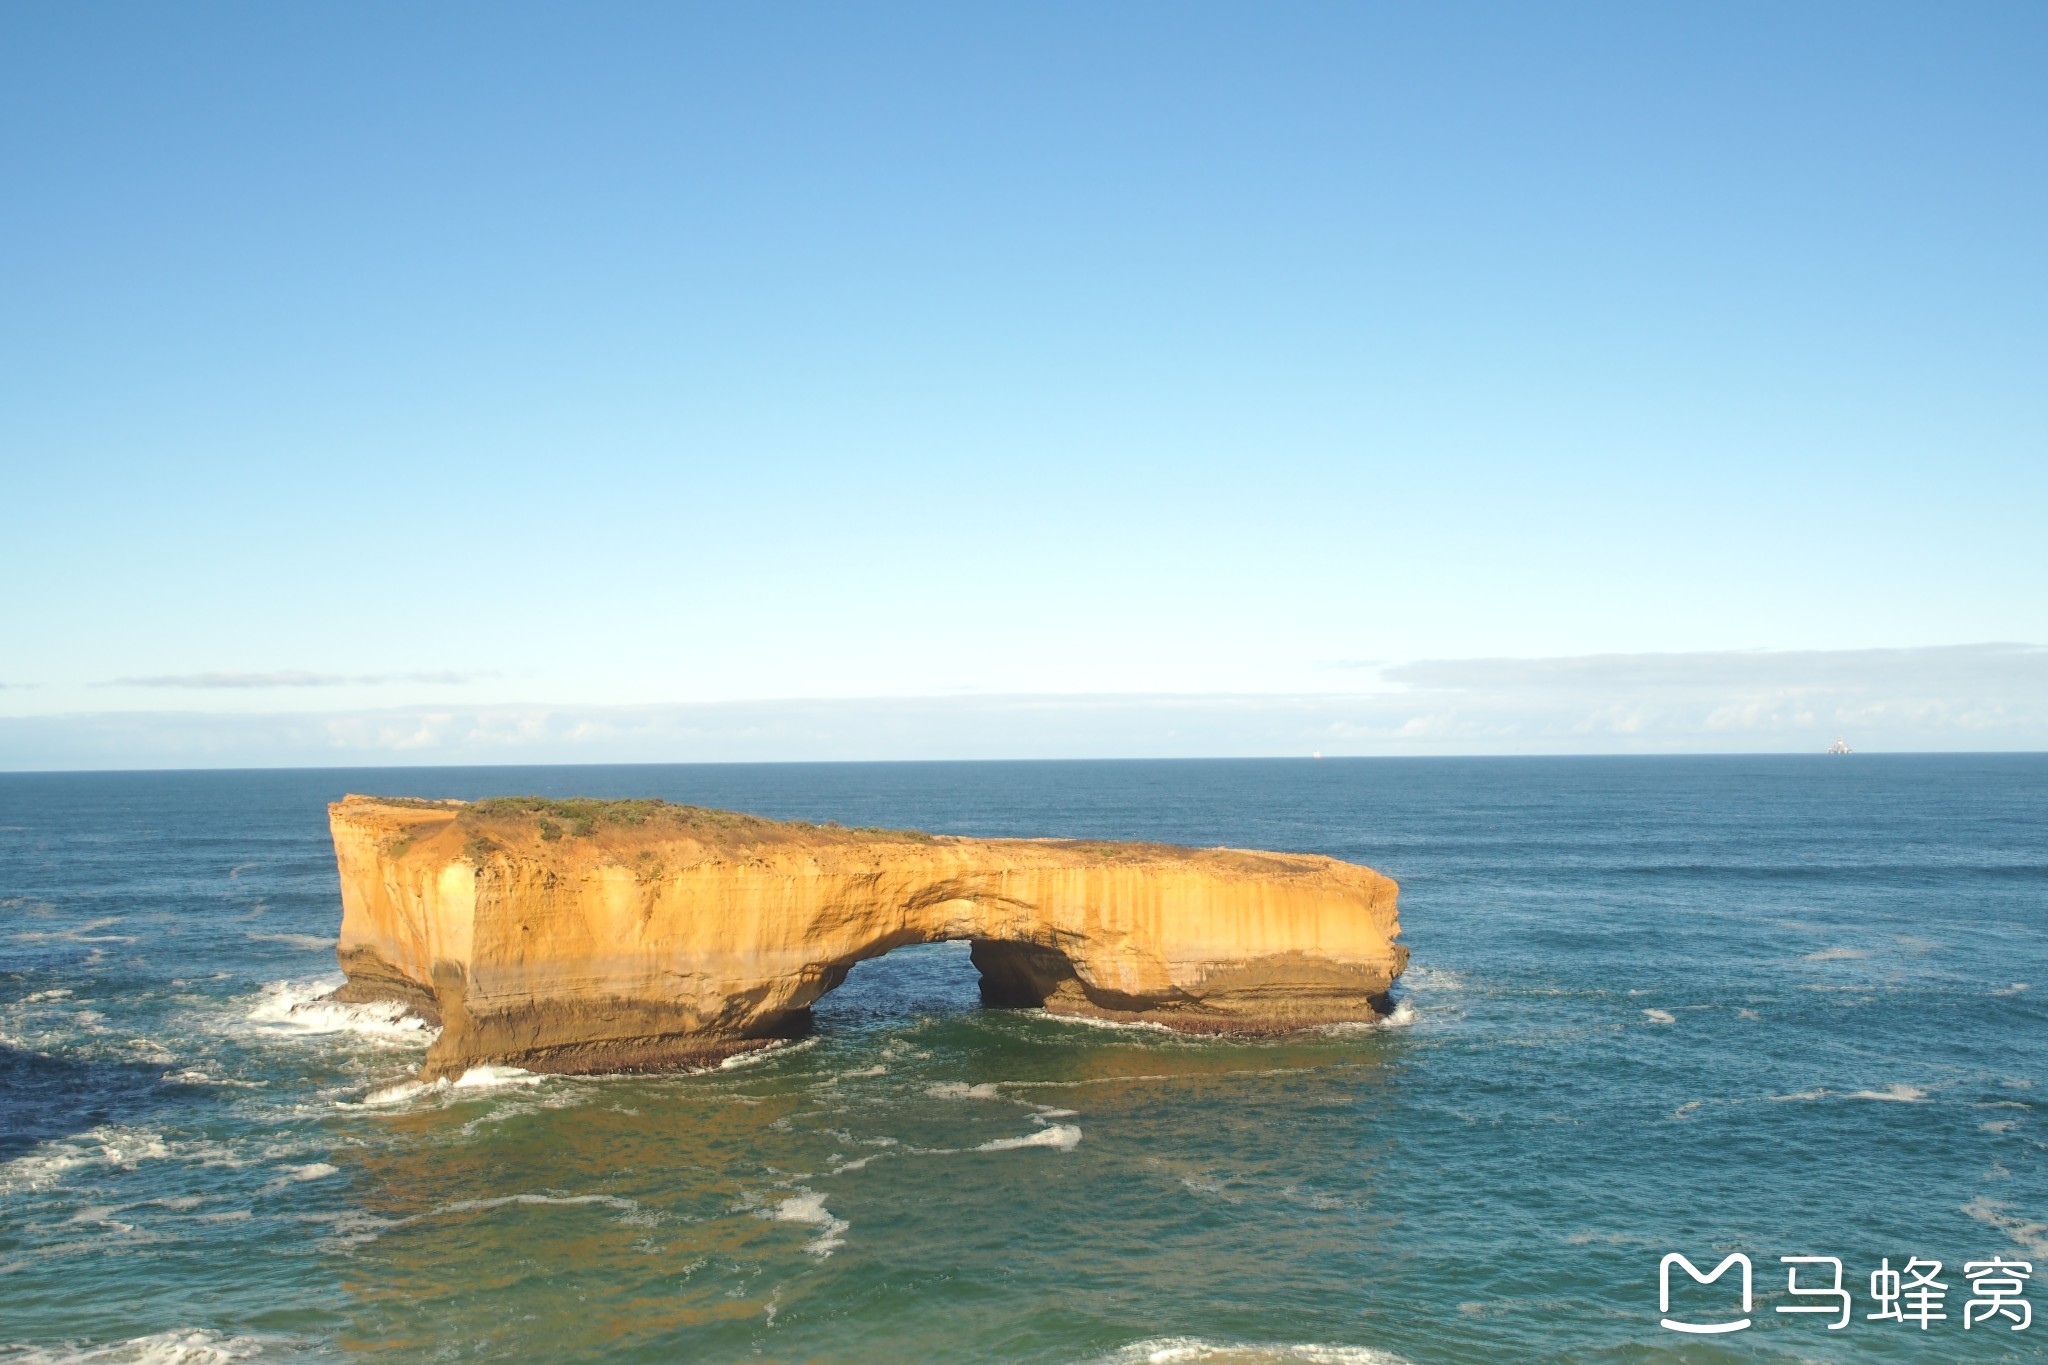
[
  {"left": 1659, "top": 1252, "right": 2031, "bottom": 1334},
  {"left": 1660, "top": 1253, "right": 1752, "bottom": 1334}
]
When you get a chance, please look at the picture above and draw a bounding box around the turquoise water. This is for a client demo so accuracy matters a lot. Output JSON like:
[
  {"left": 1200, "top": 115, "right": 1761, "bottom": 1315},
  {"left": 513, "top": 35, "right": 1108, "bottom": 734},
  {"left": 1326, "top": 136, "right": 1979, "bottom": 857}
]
[{"left": 2, "top": 757, "right": 2043, "bottom": 1362}]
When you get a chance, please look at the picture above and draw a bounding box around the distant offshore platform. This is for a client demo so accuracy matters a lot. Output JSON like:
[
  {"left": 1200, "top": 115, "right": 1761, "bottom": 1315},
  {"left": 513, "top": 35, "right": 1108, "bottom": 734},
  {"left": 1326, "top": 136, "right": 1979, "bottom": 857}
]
[{"left": 1826, "top": 737, "right": 1854, "bottom": 754}]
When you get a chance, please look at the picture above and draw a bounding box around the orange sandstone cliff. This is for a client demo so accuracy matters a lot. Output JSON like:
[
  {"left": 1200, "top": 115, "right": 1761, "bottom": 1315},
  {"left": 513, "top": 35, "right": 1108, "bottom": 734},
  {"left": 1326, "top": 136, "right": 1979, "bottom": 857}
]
[{"left": 328, "top": 795, "right": 1406, "bottom": 1080}]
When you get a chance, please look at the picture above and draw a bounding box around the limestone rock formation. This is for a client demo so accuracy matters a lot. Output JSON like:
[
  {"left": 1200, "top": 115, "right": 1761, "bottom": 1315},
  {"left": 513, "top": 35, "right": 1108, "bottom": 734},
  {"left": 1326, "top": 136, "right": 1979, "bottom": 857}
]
[{"left": 328, "top": 795, "right": 1406, "bottom": 1080}]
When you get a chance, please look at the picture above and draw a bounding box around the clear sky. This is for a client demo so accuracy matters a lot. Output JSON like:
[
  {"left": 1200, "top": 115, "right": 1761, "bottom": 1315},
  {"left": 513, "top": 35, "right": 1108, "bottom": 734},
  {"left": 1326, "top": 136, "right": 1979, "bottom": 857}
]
[{"left": 3, "top": 4, "right": 2044, "bottom": 764}]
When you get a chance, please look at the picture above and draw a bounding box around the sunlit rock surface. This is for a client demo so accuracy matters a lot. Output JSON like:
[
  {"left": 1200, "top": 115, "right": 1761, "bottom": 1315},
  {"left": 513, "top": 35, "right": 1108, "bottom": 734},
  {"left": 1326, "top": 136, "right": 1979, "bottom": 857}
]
[{"left": 328, "top": 795, "right": 1406, "bottom": 1079}]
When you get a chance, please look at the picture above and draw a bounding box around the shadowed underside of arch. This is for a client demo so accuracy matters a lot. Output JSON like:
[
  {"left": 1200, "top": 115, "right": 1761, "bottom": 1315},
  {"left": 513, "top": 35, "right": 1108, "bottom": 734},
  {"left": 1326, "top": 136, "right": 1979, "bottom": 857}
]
[{"left": 326, "top": 796, "right": 1407, "bottom": 1080}]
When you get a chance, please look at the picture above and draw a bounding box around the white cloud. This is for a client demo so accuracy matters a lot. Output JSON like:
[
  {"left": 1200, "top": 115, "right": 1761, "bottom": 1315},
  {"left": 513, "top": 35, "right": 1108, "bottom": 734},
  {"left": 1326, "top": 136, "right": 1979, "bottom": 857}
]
[
  {"left": 1381, "top": 643, "right": 2047, "bottom": 693},
  {"left": 5, "top": 644, "right": 2042, "bottom": 768},
  {"left": 104, "top": 670, "right": 486, "bottom": 689}
]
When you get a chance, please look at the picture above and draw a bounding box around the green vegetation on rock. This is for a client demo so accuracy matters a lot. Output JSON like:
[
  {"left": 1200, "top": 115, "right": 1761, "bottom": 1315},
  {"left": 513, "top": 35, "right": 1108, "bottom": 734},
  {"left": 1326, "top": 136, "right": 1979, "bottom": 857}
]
[{"left": 446, "top": 796, "right": 940, "bottom": 845}]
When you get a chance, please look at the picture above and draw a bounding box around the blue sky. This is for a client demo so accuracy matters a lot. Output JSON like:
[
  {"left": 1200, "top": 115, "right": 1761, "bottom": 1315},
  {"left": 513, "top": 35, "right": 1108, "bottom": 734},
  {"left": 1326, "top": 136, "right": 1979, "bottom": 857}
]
[{"left": 3, "top": 4, "right": 2043, "bottom": 763}]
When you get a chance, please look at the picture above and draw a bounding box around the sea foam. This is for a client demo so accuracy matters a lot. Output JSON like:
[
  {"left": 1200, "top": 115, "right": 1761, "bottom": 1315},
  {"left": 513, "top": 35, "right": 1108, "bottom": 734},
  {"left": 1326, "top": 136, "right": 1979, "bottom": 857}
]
[
  {"left": 0, "top": 1126, "right": 178, "bottom": 1195},
  {"left": 354, "top": 1078, "right": 441, "bottom": 1107},
  {"left": 762, "top": 1188, "right": 848, "bottom": 1256},
  {"left": 1035, "top": 1011, "right": 1176, "bottom": 1035},
  {"left": 243, "top": 933, "right": 338, "bottom": 951},
  {"left": 715, "top": 1036, "right": 818, "bottom": 1070},
  {"left": 1963, "top": 1195, "right": 2048, "bottom": 1258},
  {"left": 243, "top": 979, "right": 435, "bottom": 1044},
  {"left": 927, "top": 1081, "right": 1002, "bottom": 1100},
  {"left": 1846, "top": 1083, "right": 1928, "bottom": 1103},
  {"left": 1320, "top": 1000, "right": 1415, "bottom": 1033},
  {"left": 451, "top": 1065, "right": 539, "bottom": 1089},
  {"left": 0, "top": 1329, "right": 285, "bottom": 1363},
  {"left": 977, "top": 1123, "right": 1081, "bottom": 1152},
  {"left": 434, "top": 1192, "right": 640, "bottom": 1217}
]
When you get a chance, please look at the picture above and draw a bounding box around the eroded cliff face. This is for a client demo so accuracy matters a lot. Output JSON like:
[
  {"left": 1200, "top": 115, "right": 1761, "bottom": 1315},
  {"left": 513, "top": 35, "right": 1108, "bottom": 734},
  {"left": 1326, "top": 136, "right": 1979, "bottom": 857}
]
[{"left": 329, "top": 795, "right": 1406, "bottom": 1080}]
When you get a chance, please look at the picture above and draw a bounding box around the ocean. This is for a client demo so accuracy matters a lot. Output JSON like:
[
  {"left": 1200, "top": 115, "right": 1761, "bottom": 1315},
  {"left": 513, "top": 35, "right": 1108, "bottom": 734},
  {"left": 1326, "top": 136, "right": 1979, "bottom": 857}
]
[{"left": 1, "top": 756, "right": 2042, "bottom": 1363}]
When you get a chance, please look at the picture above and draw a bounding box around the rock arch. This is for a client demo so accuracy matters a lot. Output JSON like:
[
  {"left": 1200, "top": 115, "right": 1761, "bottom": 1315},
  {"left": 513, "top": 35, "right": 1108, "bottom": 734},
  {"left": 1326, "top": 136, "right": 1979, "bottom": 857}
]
[{"left": 327, "top": 796, "right": 1406, "bottom": 1080}]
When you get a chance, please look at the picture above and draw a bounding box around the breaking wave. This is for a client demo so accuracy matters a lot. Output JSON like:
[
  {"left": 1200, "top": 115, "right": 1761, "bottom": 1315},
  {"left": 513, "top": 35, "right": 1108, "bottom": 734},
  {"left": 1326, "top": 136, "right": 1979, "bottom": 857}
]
[
  {"left": 715, "top": 1037, "right": 818, "bottom": 1070},
  {"left": 0, "top": 1331, "right": 296, "bottom": 1363},
  {"left": 0, "top": 1125, "right": 179, "bottom": 1195},
  {"left": 761, "top": 1188, "right": 847, "bottom": 1256},
  {"left": 242, "top": 980, "right": 435, "bottom": 1044},
  {"left": 977, "top": 1123, "right": 1081, "bottom": 1152}
]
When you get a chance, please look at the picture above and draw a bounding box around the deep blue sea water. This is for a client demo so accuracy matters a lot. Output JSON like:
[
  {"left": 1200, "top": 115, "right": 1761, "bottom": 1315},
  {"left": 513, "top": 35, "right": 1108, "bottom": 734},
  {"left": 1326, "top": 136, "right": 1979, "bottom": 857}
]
[{"left": 1, "top": 757, "right": 2043, "bottom": 1363}]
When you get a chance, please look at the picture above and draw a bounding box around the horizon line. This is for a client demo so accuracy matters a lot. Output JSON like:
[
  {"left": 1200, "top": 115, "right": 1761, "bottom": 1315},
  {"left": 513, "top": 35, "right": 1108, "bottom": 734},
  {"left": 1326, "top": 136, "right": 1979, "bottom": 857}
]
[{"left": 4, "top": 749, "right": 2045, "bottom": 778}]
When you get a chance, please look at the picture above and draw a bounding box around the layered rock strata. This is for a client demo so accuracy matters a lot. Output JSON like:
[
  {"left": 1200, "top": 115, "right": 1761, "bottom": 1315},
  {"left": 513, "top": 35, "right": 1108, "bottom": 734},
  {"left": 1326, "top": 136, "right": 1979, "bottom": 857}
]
[{"left": 328, "top": 795, "right": 1406, "bottom": 1080}]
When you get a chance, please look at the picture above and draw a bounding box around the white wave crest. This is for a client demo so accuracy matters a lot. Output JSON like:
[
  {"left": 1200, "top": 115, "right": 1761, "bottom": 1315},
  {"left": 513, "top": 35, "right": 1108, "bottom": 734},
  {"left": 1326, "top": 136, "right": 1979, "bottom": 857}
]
[
  {"left": 1321, "top": 1001, "right": 1416, "bottom": 1034},
  {"left": 927, "top": 1081, "right": 1002, "bottom": 1100},
  {"left": 434, "top": 1192, "right": 639, "bottom": 1217},
  {"left": 11, "top": 917, "right": 137, "bottom": 946},
  {"left": 0, "top": 1125, "right": 177, "bottom": 1195},
  {"left": 716, "top": 1037, "right": 818, "bottom": 1070},
  {"left": 977, "top": 1123, "right": 1081, "bottom": 1152},
  {"left": 303, "top": 1208, "right": 403, "bottom": 1252},
  {"left": 348, "top": 1066, "right": 543, "bottom": 1108},
  {"left": 1035, "top": 1011, "right": 1176, "bottom": 1035},
  {"left": 0, "top": 1330, "right": 285, "bottom": 1363},
  {"left": 1963, "top": 1195, "right": 2048, "bottom": 1258},
  {"left": 244, "top": 979, "right": 435, "bottom": 1044},
  {"left": 761, "top": 1188, "right": 847, "bottom": 1256},
  {"left": 243, "top": 933, "right": 338, "bottom": 951},
  {"left": 167, "top": 1070, "right": 265, "bottom": 1090},
  {"left": 0, "top": 1144, "right": 96, "bottom": 1194},
  {"left": 354, "top": 1078, "right": 442, "bottom": 1107},
  {"left": 300, "top": 1192, "right": 640, "bottom": 1252},
  {"left": 451, "top": 1065, "right": 539, "bottom": 1089},
  {"left": 1847, "top": 1084, "right": 1928, "bottom": 1103}
]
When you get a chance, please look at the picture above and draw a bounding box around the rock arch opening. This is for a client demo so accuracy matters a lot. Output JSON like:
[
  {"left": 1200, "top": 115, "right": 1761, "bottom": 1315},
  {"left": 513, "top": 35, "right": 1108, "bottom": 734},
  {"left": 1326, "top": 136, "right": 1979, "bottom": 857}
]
[{"left": 800, "top": 935, "right": 1098, "bottom": 1032}]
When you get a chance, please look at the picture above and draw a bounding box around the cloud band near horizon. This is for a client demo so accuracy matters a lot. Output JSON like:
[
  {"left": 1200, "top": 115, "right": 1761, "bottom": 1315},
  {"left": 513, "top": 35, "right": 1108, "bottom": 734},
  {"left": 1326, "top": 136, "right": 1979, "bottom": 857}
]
[
  {"left": 101, "top": 670, "right": 487, "bottom": 689},
  {"left": 1, "top": 644, "right": 2041, "bottom": 769}
]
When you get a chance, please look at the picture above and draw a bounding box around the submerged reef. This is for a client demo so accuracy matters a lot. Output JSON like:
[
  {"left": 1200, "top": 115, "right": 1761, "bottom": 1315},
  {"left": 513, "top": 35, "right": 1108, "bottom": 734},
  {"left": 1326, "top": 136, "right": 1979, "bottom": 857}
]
[{"left": 327, "top": 795, "right": 1407, "bottom": 1079}]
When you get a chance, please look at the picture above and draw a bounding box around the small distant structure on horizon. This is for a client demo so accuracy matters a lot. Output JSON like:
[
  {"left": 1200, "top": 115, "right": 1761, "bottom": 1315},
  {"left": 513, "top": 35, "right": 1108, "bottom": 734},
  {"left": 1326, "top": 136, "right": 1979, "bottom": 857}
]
[{"left": 1826, "top": 737, "right": 1853, "bottom": 755}]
